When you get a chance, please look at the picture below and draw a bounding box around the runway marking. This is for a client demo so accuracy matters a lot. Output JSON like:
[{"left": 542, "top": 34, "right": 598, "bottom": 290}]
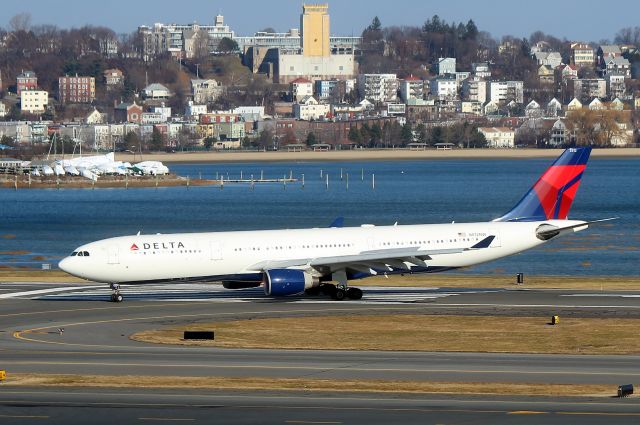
[
  {"left": 11, "top": 306, "right": 423, "bottom": 348},
  {"left": 0, "top": 285, "right": 104, "bottom": 299},
  {"left": 508, "top": 410, "right": 548, "bottom": 415}
]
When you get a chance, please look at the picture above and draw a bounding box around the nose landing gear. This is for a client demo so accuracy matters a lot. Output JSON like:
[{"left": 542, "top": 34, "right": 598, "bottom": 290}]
[{"left": 109, "top": 283, "right": 123, "bottom": 302}]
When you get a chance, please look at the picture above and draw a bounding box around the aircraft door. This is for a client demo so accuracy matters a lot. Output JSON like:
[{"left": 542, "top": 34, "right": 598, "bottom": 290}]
[
  {"left": 210, "top": 241, "right": 223, "bottom": 260},
  {"left": 108, "top": 246, "right": 120, "bottom": 264}
]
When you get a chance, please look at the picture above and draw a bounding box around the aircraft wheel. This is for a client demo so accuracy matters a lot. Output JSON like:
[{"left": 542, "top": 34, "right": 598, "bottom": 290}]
[
  {"left": 305, "top": 287, "right": 321, "bottom": 296},
  {"left": 347, "top": 287, "right": 363, "bottom": 300},
  {"left": 111, "top": 293, "right": 123, "bottom": 302},
  {"left": 332, "top": 288, "right": 346, "bottom": 301}
]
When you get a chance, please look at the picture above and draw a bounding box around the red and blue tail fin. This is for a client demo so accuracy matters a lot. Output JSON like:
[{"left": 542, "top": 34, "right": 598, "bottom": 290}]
[{"left": 495, "top": 147, "right": 591, "bottom": 222}]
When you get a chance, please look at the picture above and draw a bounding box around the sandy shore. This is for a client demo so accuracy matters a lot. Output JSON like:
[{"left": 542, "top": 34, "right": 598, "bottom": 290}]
[{"left": 115, "top": 148, "right": 640, "bottom": 164}]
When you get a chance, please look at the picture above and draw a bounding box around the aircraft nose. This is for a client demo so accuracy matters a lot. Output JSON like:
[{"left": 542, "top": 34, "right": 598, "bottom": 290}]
[{"left": 58, "top": 257, "right": 75, "bottom": 276}]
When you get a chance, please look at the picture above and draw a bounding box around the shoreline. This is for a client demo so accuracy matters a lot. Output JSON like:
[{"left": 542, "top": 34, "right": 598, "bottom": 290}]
[{"left": 114, "top": 148, "right": 640, "bottom": 164}]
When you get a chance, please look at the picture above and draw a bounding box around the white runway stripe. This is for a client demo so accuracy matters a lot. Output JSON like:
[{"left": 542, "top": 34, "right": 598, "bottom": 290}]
[{"left": 3, "top": 284, "right": 496, "bottom": 304}]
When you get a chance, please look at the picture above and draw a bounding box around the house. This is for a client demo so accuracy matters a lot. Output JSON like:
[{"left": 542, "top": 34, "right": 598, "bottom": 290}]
[
  {"left": 557, "top": 64, "right": 578, "bottom": 81},
  {"left": 191, "top": 79, "right": 222, "bottom": 103},
  {"left": 114, "top": 102, "right": 143, "bottom": 123},
  {"left": 85, "top": 109, "right": 104, "bottom": 124},
  {"left": 567, "top": 98, "right": 583, "bottom": 111},
  {"left": 293, "top": 96, "right": 330, "bottom": 121},
  {"left": 588, "top": 98, "right": 605, "bottom": 110},
  {"left": 461, "top": 77, "right": 487, "bottom": 103},
  {"left": 534, "top": 51, "right": 562, "bottom": 69},
  {"left": 604, "top": 56, "right": 631, "bottom": 78},
  {"left": 483, "top": 100, "right": 500, "bottom": 115},
  {"left": 609, "top": 98, "right": 625, "bottom": 111},
  {"left": 430, "top": 76, "right": 457, "bottom": 100},
  {"left": 143, "top": 83, "right": 172, "bottom": 100},
  {"left": 186, "top": 101, "right": 207, "bottom": 117},
  {"left": 478, "top": 127, "right": 515, "bottom": 148},
  {"left": 290, "top": 77, "right": 313, "bottom": 102},
  {"left": 437, "top": 57, "right": 456, "bottom": 75},
  {"left": 472, "top": 62, "right": 491, "bottom": 79},
  {"left": 525, "top": 100, "right": 542, "bottom": 118},
  {"left": 103, "top": 69, "right": 124, "bottom": 86},
  {"left": 570, "top": 43, "right": 595, "bottom": 67},
  {"left": 549, "top": 119, "right": 569, "bottom": 146},
  {"left": 546, "top": 98, "right": 562, "bottom": 117},
  {"left": 571, "top": 79, "right": 606, "bottom": 103},
  {"left": 606, "top": 74, "right": 627, "bottom": 99},
  {"left": 538, "top": 65, "right": 555, "bottom": 84},
  {"left": 487, "top": 81, "right": 524, "bottom": 104},
  {"left": 16, "top": 71, "right": 37, "bottom": 95}
]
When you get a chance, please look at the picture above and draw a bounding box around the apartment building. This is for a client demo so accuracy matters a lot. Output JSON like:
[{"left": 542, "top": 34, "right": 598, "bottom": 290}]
[{"left": 58, "top": 75, "right": 96, "bottom": 104}]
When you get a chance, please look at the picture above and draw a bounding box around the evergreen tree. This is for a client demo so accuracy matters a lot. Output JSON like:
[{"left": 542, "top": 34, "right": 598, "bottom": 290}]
[
  {"left": 400, "top": 123, "right": 413, "bottom": 146},
  {"left": 347, "top": 127, "right": 361, "bottom": 145},
  {"left": 305, "top": 132, "right": 317, "bottom": 146}
]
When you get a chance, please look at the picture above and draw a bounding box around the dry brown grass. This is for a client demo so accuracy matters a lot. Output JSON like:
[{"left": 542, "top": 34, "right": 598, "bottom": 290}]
[
  {"left": 0, "top": 270, "right": 86, "bottom": 283},
  {"left": 132, "top": 315, "right": 640, "bottom": 355},
  {"left": 2, "top": 373, "right": 615, "bottom": 397}
]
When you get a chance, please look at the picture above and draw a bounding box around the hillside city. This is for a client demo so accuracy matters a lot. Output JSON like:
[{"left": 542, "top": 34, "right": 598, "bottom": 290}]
[{"left": 1, "top": 3, "right": 640, "bottom": 157}]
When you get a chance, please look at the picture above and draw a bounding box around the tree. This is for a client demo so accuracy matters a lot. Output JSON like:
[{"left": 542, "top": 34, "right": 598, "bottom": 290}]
[
  {"left": 192, "top": 29, "right": 211, "bottom": 61},
  {"left": 415, "top": 124, "right": 427, "bottom": 144},
  {"left": 217, "top": 37, "right": 238, "bottom": 54},
  {"left": 9, "top": 13, "right": 31, "bottom": 32},
  {"left": 203, "top": 136, "right": 217, "bottom": 150},
  {"left": 400, "top": 123, "right": 413, "bottom": 146},
  {"left": 150, "top": 127, "right": 166, "bottom": 151},
  {"left": 257, "top": 129, "right": 273, "bottom": 149},
  {"left": 305, "top": 132, "right": 317, "bottom": 146},
  {"left": 369, "top": 123, "right": 382, "bottom": 147},
  {"left": 124, "top": 131, "right": 142, "bottom": 152},
  {"left": 347, "top": 127, "right": 361, "bottom": 145}
]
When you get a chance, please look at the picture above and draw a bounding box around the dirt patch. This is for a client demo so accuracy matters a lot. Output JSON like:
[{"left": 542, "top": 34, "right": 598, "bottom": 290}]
[{"left": 3, "top": 373, "right": 615, "bottom": 397}]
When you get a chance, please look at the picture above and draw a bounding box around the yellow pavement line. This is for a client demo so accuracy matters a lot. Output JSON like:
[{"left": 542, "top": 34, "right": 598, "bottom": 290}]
[
  {"left": 11, "top": 306, "right": 414, "bottom": 347},
  {"left": 508, "top": 410, "right": 548, "bottom": 415}
]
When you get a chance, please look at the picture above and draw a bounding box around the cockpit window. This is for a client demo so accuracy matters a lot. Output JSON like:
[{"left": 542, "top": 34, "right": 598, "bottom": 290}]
[
  {"left": 71, "top": 252, "right": 78, "bottom": 256},
  {"left": 83, "top": 251, "right": 90, "bottom": 257}
]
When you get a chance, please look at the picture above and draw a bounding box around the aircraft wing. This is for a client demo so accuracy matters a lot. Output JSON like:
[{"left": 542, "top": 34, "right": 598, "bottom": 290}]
[{"left": 248, "top": 236, "right": 495, "bottom": 274}]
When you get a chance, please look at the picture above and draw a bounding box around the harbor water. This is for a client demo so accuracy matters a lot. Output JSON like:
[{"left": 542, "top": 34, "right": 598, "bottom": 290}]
[{"left": 1, "top": 157, "right": 638, "bottom": 276}]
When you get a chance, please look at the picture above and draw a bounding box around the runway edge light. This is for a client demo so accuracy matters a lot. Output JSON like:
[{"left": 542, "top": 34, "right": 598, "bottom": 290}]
[
  {"left": 551, "top": 316, "right": 560, "bottom": 325},
  {"left": 0, "top": 370, "right": 6, "bottom": 383}
]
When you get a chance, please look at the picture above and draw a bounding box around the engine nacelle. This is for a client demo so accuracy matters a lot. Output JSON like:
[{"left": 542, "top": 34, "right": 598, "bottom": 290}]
[{"left": 263, "top": 269, "right": 317, "bottom": 296}]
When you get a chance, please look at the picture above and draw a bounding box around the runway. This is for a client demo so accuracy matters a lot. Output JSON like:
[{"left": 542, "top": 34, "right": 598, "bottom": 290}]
[
  {"left": 2, "top": 388, "right": 640, "bottom": 424},
  {"left": 2, "top": 281, "right": 640, "bottom": 423}
]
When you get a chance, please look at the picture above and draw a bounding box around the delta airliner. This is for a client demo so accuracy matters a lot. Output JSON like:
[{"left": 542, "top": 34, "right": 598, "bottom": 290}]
[{"left": 59, "top": 147, "right": 607, "bottom": 302}]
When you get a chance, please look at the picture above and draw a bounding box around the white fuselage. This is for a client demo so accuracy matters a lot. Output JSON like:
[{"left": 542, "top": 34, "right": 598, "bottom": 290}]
[{"left": 58, "top": 220, "right": 584, "bottom": 284}]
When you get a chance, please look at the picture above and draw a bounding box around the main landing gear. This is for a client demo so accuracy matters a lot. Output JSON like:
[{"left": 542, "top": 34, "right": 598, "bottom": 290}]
[{"left": 110, "top": 283, "right": 123, "bottom": 303}]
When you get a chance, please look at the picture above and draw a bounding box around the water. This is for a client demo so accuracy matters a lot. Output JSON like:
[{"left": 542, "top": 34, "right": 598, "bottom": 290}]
[{"left": 1, "top": 157, "right": 638, "bottom": 276}]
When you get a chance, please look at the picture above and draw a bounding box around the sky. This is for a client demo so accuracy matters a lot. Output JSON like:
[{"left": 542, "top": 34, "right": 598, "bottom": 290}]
[{"left": 2, "top": 0, "right": 639, "bottom": 43}]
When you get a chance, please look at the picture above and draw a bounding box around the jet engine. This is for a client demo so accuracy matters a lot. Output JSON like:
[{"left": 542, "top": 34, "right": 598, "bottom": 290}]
[{"left": 263, "top": 269, "right": 318, "bottom": 296}]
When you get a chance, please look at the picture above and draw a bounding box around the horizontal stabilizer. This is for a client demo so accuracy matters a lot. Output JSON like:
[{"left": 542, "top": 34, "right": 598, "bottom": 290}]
[{"left": 536, "top": 218, "right": 617, "bottom": 240}]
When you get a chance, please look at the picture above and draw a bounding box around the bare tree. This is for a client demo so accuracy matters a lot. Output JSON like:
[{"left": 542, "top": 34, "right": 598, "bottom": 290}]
[{"left": 9, "top": 13, "right": 32, "bottom": 32}]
